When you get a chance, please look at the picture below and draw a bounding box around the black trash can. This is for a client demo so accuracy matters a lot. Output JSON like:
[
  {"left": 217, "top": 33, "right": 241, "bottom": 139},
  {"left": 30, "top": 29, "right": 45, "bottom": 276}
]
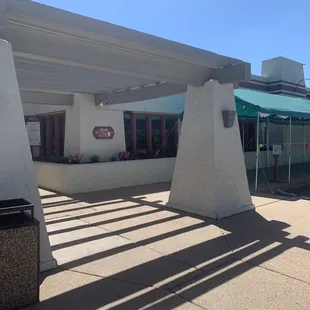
[{"left": 0, "top": 199, "right": 40, "bottom": 310}]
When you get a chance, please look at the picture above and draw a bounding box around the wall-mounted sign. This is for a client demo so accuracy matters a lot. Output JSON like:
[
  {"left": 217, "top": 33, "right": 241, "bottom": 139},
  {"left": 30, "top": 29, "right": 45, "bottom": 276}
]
[
  {"left": 93, "top": 126, "right": 114, "bottom": 139},
  {"left": 272, "top": 144, "right": 281, "bottom": 156},
  {"left": 26, "top": 122, "right": 41, "bottom": 146}
]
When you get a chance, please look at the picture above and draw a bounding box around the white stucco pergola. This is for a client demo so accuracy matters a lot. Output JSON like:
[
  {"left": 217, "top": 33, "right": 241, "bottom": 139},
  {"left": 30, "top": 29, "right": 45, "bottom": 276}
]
[{"left": 0, "top": 0, "right": 254, "bottom": 271}]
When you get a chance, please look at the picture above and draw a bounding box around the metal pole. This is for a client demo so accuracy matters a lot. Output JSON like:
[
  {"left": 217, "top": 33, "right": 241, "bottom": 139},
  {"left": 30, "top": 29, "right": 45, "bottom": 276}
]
[
  {"left": 266, "top": 119, "right": 270, "bottom": 167},
  {"left": 242, "top": 122, "right": 245, "bottom": 152},
  {"left": 288, "top": 117, "right": 292, "bottom": 183},
  {"left": 303, "top": 121, "right": 306, "bottom": 162},
  {"left": 255, "top": 113, "right": 260, "bottom": 191}
]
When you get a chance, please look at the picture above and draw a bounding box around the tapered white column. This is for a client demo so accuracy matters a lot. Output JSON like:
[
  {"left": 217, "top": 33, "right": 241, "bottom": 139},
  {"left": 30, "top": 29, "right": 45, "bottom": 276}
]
[
  {"left": 168, "top": 80, "right": 254, "bottom": 219},
  {"left": 0, "top": 40, "right": 57, "bottom": 271}
]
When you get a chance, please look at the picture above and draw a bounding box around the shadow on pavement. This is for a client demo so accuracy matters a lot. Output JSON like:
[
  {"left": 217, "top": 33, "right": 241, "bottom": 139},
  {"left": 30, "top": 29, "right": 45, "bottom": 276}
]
[{"left": 30, "top": 184, "right": 310, "bottom": 309}]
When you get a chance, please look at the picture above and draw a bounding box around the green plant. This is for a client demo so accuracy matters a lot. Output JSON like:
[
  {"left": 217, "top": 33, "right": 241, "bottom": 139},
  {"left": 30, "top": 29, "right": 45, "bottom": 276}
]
[
  {"left": 49, "top": 156, "right": 69, "bottom": 164},
  {"left": 89, "top": 154, "right": 100, "bottom": 163}
]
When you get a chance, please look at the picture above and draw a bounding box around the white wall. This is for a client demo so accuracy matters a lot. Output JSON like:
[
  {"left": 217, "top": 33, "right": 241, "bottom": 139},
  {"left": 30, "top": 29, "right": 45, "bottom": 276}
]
[
  {"left": 244, "top": 151, "right": 287, "bottom": 170},
  {"left": 64, "top": 94, "right": 126, "bottom": 161},
  {"left": 35, "top": 162, "right": 69, "bottom": 193},
  {"left": 35, "top": 158, "right": 175, "bottom": 194}
]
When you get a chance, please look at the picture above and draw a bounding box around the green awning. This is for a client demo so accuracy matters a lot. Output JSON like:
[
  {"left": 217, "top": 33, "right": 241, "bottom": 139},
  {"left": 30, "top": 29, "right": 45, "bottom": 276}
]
[
  {"left": 179, "top": 89, "right": 310, "bottom": 121},
  {"left": 235, "top": 89, "right": 310, "bottom": 118}
]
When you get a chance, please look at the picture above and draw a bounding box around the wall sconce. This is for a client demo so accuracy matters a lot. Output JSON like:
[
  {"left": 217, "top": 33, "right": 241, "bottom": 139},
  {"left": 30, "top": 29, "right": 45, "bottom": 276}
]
[{"left": 222, "top": 110, "right": 236, "bottom": 128}]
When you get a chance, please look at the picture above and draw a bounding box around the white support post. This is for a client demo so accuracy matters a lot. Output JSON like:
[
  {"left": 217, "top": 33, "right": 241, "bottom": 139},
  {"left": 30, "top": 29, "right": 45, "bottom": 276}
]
[
  {"left": 0, "top": 40, "right": 57, "bottom": 271},
  {"left": 168, "top": 81, "right": 254, "bottom": 219},
  {"left": 255, "top": 113, "right": 260, "bottom": 191},
  {"left": 288, "top": 117, "right": 292, "bottom": 183},
  {"left": 266, "top": 119, "right": 270, "bottom": 167}
]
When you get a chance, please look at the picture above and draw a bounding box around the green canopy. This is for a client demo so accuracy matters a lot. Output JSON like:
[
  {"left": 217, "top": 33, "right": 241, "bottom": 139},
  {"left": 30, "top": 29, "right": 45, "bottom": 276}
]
[
  {"left": 179, "top": 89, "right": 310, "bottom": 121},
  {"left": 235, "top": 89, "right": 310, "bottom": 118}
]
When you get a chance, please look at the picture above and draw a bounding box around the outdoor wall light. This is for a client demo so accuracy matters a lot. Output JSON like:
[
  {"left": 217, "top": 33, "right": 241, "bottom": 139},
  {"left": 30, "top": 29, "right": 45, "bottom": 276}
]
[{"left": 222, "top": 110, "right": 236, "bottom": 128}]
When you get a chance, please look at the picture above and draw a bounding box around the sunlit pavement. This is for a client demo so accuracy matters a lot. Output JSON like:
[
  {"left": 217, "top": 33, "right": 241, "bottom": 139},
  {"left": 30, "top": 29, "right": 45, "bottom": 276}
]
[{"left": 26, "top": 183, "right": 310, "bottom": 310}]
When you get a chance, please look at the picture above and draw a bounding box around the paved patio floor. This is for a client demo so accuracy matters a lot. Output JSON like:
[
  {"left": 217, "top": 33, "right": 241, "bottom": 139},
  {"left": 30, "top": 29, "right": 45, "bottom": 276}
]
[{"left": 27, "top": 183, "right": 310, "bottom": 310}]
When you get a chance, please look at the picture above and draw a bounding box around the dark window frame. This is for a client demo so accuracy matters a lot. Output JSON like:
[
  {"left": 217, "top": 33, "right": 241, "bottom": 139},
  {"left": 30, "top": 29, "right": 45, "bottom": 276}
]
[
  {"left": 37, "top": 111, "right": 66, "bottom": 158},
  {"left": 124, "top": 111, "right": 179, "bottom": 157}
]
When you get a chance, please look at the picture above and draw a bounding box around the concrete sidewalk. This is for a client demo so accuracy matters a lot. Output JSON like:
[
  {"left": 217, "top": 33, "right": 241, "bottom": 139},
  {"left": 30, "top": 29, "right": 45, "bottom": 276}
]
[{"left": 27, "top": 183, "right": 310, "bottom": 310}]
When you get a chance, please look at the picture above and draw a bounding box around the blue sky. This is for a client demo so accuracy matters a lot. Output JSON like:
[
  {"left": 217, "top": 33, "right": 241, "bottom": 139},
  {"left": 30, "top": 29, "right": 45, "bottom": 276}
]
[{"left": 36, "top": 0, "right": 310, "bottom": 81}]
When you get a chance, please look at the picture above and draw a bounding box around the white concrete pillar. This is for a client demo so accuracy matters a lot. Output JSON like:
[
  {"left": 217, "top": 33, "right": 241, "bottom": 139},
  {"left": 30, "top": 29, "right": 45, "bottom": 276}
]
[
  {"left": 0, "top": 40, "right": 57, "bottom": 271},
  {"left": 168, "top": 80, "right": 254, "bottom": 219},
  {"left": 64, "top": 94, "right": 126, "bottom": 161}
]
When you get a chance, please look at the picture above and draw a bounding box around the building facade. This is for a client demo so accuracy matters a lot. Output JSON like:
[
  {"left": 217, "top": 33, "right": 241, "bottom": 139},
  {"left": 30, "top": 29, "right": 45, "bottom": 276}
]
[{"left": 23, "top": 56, "right": 310, "bottom": 169}]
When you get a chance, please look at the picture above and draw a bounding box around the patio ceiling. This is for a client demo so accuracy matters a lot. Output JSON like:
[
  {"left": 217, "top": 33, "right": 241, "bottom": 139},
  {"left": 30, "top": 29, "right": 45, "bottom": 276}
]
[{"left": 1, "top": 0, "right": 251, "bottom": 104}]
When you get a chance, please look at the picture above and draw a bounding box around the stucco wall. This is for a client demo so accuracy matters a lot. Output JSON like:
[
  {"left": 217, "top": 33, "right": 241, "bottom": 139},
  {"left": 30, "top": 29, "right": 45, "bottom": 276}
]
[
  {"left": 35, "top": 162, "right": 69, "bottom": 193},
  {"left": 35, "top": 158, "right": 175, "bottom": 194},
  {"left": 64, "top": 94, "right": 126, "bottom": 160}
]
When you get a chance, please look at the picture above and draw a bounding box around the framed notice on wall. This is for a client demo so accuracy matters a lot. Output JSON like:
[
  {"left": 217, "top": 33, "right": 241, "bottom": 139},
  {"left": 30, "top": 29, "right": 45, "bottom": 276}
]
[
  {"left": 93, "top": 126, "right": 115, "bottom": 139},
  {"left": 26, "top": 122, "right": 41, "bottom": 146}
]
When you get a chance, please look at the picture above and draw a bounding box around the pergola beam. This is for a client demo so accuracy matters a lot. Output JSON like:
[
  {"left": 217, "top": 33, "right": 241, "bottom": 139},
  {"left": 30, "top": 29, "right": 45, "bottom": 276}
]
[
  {"left": 0, "top": 0, "right": 252, "bottom": 97},
  {"left": 95, "top": 83, "right": 187, "bottom": 105},
  {"left": 2, "top": 1, "right": 251, "bottom": 104},
  {"left": 20, "top": 91, "right": 73, "bottom": 106},
  {"left": 95, "top": 62, "right": 251, "bottom": 105},
  {"left": 6, "top": 0, "right": 243, "bottom": 70},
  {"left": 210, "top": 62, "right": 251, "bottom": 84}
]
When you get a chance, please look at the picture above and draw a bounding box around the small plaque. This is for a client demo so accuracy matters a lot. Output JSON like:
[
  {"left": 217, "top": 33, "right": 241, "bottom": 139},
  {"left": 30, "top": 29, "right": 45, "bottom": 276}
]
[
  {"left": 93, "top": 126, "right": 114, "bottom": 139},
  {"left": 272, "top": 145, "right": 281, "bottom": 156}
]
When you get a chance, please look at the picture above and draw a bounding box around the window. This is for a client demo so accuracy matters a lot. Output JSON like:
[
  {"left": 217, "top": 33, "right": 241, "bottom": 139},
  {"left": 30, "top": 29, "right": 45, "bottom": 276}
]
[
  {"left": 124, "top": 112, "right": 179, "bottom": 158},
  {"left": 37, "top": 112, "right": 66, "bottom": 158},
  {"left": 151, "top": 115, "right": 162, "bottom": 156},
  {"left": 124, "top": 112, "right": 132, "bottom": 151},
  {"left": 136, "top": 114, "right": 148, "bottom": 155}
]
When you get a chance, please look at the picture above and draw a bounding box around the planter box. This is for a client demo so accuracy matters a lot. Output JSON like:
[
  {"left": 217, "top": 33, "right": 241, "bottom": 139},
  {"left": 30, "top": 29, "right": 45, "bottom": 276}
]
[{"left": 34, "top": 158, "right": 176, "bottom": 194}]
